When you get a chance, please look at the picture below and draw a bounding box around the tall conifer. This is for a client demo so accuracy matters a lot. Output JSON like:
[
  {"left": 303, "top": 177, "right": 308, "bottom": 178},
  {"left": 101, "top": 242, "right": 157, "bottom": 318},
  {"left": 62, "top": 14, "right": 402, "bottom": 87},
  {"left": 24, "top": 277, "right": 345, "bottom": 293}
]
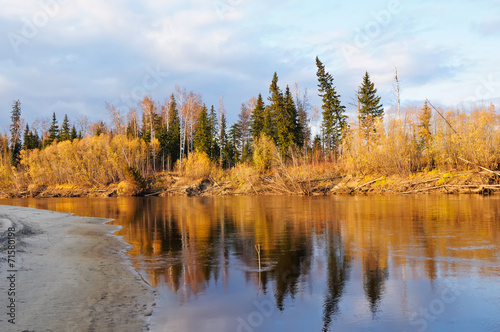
[
  {"left": 10, "top": 100, "right": 22, "bottom": 166},
  {"left": 358, "top": 71, "right": 383, "bottom": 135},
  {"left": 316, "top": 57, "right": 347, "bottom": 152}
]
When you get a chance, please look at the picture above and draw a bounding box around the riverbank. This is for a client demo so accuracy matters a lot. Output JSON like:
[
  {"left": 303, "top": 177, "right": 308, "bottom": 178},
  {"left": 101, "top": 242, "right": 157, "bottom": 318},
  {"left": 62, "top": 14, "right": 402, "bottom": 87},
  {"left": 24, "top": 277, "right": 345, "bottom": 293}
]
[
  {"left": 0, "top": 205, "right": 155, "bottom": 331},
  {"left": 1, "top": 169, "right": 499, "bottom": 198}
]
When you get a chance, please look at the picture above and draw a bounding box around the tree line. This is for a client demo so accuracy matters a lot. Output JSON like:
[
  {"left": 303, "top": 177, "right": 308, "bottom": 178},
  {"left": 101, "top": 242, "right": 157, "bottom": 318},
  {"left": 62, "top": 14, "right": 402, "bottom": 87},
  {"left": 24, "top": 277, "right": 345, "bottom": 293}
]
[
  {"left": 2, "top": 56, "right": 499, "bottom": 189},
  {"left": 4, "top": 57, "right": 385, "bottom": 169}
]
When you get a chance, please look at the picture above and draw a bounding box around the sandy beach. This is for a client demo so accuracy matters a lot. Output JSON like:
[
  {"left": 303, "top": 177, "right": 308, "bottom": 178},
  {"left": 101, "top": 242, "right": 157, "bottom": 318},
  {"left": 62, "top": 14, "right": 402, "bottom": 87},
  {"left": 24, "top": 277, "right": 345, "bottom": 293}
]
[{"left": 0, "top": 205, "right": 155, "bottom": 332}]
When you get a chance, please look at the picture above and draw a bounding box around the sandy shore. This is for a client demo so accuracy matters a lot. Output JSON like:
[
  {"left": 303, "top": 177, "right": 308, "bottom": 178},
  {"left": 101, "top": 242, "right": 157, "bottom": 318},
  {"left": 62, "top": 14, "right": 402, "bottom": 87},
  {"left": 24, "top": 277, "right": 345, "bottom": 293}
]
[{"left": 0, "top": 205, "right": 155, "bottom": 332}]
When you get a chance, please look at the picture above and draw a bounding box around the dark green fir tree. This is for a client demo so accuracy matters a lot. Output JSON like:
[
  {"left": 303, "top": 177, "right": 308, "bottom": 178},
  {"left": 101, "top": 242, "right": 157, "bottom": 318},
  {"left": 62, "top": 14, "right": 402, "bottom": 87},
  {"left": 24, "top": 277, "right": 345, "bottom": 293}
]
[
  {"left": 58, "top": 114, "right": 71, "bottom": 142},
  {"left": 316, "top": 56, "right": 347, "bottom": 152},
  {"left": 47, "top": 112, "right": 59, "bottom": 145},
  {"left": 358, "top": 71, "right": 383, "bottom": 135},
  {"left": 193, "top": 105, "right": 211, "bottom": 156},
  {"left": 9, "top": 100, "right": 22, "bottom": 166},
  {"left": 250, "top": 93, "right": 266, "bottom": 141}
]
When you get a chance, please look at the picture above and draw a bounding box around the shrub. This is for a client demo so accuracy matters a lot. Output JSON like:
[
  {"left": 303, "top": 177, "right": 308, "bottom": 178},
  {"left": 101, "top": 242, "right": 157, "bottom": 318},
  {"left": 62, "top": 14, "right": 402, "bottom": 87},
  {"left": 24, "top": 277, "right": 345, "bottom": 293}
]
[
  {"left": 252, "top": 133, "right": 276, "bottom": 172},
  {"left": 176, "top": 151, "right": 214, "bottom": 180}
]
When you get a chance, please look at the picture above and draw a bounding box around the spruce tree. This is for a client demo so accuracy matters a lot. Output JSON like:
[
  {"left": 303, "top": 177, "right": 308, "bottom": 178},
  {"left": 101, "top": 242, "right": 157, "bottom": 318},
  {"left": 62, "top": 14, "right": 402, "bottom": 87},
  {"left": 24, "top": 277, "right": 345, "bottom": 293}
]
[
  {"left": 266, "top": 72, "right": 282, "bottom": 142},
  {"left": 295, "top": 87, "right": 311, "bottom": 148},
  {"left": 250, "top": 93, "right": 266, "bottom": 141},
  {"left": 94, "top": 121, "right": 106, "bottom": 136},
  {"left": 219, "top": 112, "right": 227, "bottom": 167},
  {"left": 59, "top": 114, "right": 71, "bottom": 142},
  {"left": 358, "top": 71, "right": 383, "bottom": 135},
  {"left": 167, "top": 95, "right": 181, "bottom": 164},
  {"left": 208, "top": 105, "right": 219, "bottom": 160},
  {"left": 23, "top": 124, "right": 31, "bottom": 150},
  {"left": 262, "top": 107, "right": 274, "bottom": 139},
  {"left": 284, "top": 85, "right": 302, "bottom": 148},
  {"left": 9, "top": 100, "right": 22, "bottom": 166},
  {"left": 70, "top": 125, "right": 78, "bottom": 141},
  {"left": 47, "top": 112, "right": 59, "bottom": 145},
  {"left": 227, "top": 123, "right": 241, "bottom": 165},
  {"left": 23, "top": 124, "right": 40, "bottom": 150},
  {"left": 32, "top": 129, "right": 40, "bottom": 149},
  {"left": 268, "top": 73, "right": 302, "bottom": 155},
  {"left": 193, "top": 105, "right": 211, "bottom": 156},
  {"left": 272, "top": 84, "right": 302, "bottom": 155},
  {"left": 316, "top": 57, "right": 347, "bottom": 152},
  {"left": 158, "top": 95, "right": 181, "bottom": 170}
]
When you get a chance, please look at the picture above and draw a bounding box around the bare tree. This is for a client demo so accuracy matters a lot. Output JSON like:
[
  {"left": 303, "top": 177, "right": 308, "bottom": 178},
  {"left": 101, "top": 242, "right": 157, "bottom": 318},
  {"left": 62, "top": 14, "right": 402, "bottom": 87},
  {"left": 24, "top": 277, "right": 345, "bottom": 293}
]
[
  {"left": 395, "top": 66, "right": 401, "bottom": 119},
  {"left": 175, "top": 85, "right": 187, "bottom": 166},
  {"left": 187, "top": 92, "right": 202, "bottom": 153},
  {"left": 294, "top": 83, "right": 312, "bottom": 148},
  {"left": 175, "top": 85, "right": 204, "bottom": 166},
  {"left": 77, "top": 114, "right": 89, "bottom": 138},
  {"left": 238, "top": 101, "right": 252, "bottom": 151},
  {"left": 40, "top": 117, "right": 50, "bottom": 141},
  {"left": 160, "top": 96, "right": 174, "bottom": 131},
  {"left": 105, "top": 102, "right": 125, "bottom": 135},
  {"left": 126, "top": 107, "right": 140, "bottom": 138},
  {"left": 140, "top": 96, "right": 158, "bottom": 172}
]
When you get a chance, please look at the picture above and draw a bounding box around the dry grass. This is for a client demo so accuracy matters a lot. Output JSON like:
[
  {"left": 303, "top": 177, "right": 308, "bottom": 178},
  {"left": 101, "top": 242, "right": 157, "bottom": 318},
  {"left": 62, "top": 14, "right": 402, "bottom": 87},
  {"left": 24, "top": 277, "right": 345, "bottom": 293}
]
[
  {"left": 1, "top": 105, "right": 499, "bottom": 197},
  {"left": 175, "top": 151, "right": 216, "bottom": 185}
]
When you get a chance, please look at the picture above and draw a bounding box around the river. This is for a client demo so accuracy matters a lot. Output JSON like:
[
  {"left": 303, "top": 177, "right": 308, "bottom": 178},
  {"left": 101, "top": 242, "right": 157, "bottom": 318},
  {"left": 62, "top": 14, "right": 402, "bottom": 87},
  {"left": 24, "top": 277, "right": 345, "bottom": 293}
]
[{"left": 1, "top": 195, "right": 499, "bottom": 331}]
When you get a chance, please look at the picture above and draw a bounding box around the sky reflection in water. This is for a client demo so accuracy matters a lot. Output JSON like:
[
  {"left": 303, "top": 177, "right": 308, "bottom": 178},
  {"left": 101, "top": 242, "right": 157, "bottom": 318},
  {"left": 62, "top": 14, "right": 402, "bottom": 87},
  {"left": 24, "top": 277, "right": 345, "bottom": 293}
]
[{"left": 2, "top": 195, "right": 500, "bottom": 332}]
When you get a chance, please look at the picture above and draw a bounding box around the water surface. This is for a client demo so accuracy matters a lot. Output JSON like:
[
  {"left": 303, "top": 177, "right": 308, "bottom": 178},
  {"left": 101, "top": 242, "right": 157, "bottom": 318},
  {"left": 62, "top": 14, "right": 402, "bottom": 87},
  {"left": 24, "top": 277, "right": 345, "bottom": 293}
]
[{"left": 2, "top": 195, "right": 500, "bottom": 331}]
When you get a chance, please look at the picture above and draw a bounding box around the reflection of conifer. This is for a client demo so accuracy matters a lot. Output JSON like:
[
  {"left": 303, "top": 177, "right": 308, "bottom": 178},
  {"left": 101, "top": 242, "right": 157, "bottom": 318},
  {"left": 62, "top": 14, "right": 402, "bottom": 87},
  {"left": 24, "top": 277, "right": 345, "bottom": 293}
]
[
  {"left": 273, "top": 244, "right": 310, "bottom": 311},
  {"left": 363, "top": 253, "right": 389, "bottom": 317},
  {"left": 322, "top": 237, "right": 351, "bottom": 332}
]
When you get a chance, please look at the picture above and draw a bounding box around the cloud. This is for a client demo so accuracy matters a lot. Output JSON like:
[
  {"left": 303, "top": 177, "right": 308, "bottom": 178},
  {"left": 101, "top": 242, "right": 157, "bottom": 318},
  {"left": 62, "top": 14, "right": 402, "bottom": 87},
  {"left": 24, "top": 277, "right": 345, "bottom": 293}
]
[
  {"left": 472, "top": 16, "right": 500, "bottom": 36},
  {"left": 0, "top": 0, "right": 499, "bottom": 131}
]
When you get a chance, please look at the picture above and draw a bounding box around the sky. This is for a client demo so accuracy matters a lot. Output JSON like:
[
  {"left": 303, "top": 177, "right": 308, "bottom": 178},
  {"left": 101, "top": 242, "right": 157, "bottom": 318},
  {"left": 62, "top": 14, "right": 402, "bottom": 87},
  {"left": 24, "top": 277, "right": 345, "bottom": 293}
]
[{"left": 1, "top": 0, "right": 500, "bottom": 132}]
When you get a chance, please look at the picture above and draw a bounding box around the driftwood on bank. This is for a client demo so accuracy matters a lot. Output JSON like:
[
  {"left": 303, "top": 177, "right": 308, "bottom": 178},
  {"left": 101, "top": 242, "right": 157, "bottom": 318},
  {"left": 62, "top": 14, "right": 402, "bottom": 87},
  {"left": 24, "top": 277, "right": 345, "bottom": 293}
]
[
  {"left": 297, "top": 176, "right": 343, "bottom": 184},
  {"left": 351, "top": 177, "right": 384, "bottom": 192},
  {"left": 458, "top": 157, "right": 500, "bottom": 177},
  {"left": 400, "top": 185, "right": 447, "bottom": 194}
]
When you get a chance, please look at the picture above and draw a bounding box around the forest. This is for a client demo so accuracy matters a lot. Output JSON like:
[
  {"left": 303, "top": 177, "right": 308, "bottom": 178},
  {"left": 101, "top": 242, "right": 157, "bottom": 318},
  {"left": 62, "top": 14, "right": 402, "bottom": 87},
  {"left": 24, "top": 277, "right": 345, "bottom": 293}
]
[{"left": 2, "top": 57, "right": 500, "bottom": 196}]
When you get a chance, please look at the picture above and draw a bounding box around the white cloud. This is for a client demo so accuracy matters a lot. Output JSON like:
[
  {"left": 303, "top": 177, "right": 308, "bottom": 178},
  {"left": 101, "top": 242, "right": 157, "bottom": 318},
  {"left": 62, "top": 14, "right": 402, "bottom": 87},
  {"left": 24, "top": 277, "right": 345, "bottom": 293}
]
[{"left": 1, "top": 0, "right": 500, "bottom": 129}]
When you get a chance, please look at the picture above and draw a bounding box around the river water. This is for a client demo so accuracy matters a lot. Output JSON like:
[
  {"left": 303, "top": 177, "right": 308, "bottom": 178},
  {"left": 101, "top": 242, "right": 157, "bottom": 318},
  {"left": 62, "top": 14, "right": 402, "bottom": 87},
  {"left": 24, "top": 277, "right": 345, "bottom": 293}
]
[{"left": 1, "top": 195, "right": 500, "bottom": 331}]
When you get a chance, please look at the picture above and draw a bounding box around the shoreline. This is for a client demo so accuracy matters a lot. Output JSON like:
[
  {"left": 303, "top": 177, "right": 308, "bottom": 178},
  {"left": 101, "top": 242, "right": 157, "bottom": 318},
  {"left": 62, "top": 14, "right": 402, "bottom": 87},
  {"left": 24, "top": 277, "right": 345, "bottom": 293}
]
[
  {"left": 0, "top": 205, "right": 156, "bottom": 331},
  {"left": 1, "top": 169, "right": 499, "bottom": 198}
]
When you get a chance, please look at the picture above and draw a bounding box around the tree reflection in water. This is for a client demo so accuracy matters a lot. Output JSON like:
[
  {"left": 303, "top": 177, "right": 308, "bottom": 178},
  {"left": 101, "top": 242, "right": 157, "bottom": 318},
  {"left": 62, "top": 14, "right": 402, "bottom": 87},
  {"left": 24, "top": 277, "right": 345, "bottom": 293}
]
[{"left": 3, "top": 195, "right": 500, "bottom": 331}]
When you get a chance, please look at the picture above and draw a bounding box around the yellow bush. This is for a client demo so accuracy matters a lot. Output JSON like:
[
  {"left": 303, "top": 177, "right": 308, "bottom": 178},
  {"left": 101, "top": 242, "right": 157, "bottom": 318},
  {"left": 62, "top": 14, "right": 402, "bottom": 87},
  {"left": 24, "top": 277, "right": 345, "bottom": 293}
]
[
  {"left": 20, "top": 134, "right": 148, "bottom": 187},
  {"left": 176, "top": 151, "right": 214, "bottom": 180},
  {"left": 0, "top": 164, "right": 12, "bottom": 187},
  {"left": 231, "top": 162, "right": 259, "bottom": 185},
  {"left": 117, "top": 180, "right": 141, "bottom": 196}
]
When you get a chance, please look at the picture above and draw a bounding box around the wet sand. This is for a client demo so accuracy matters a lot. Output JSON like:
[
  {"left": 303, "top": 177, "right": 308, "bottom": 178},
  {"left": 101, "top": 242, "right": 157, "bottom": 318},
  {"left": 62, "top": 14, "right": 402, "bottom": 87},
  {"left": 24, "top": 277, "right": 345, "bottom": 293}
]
[{"left": 0, "top": 205, "right": 155, "bottom": 331}]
